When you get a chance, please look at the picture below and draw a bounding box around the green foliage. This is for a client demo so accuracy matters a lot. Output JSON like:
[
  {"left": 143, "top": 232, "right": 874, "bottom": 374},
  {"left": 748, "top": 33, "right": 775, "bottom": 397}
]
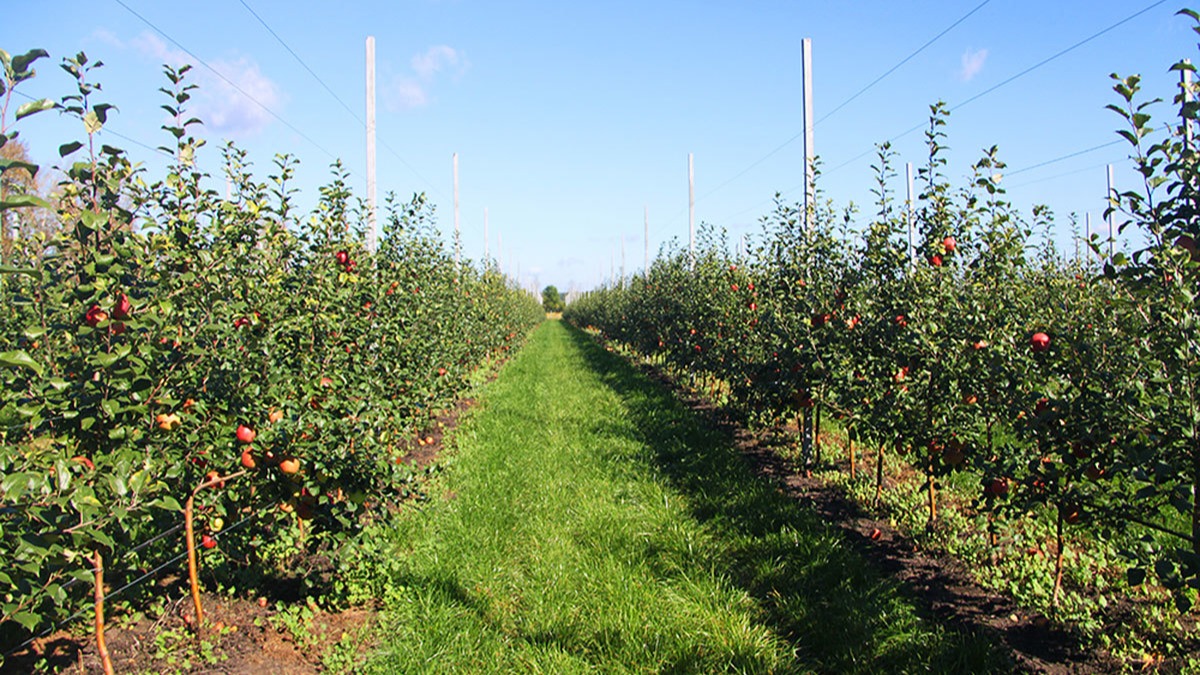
[
  {"left": 541, "top": 284, "right": 564, "bottom": 313},
  {"left": 0, "top": 49, "right": 542, "bottom": 653},
  {"left": 565, "top": 14, "right": 1200, "bottom": 661}
]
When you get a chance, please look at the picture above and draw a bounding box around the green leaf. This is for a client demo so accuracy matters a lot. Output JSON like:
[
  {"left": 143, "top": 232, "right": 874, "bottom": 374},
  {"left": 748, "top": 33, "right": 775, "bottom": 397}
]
[
  {"left": 14, "top": 98, "right": 54, "bottom": 121},
  {"left": 0, "top": 157, "right": 39, "bottom": 179},
  {"left": 90, "top": 344, "right": 130, "bottom": 368},
  {"left": 0, "top": 194, "right": 50, "bottom": 212},
  {"left": 153, "top": 495, "right": 183, "bottom": 512},
  {"left": 11, "top": 49, "right": 49, "bottom": 76},
  {"left": 59, "top": 141, "right": 83, "bottom": 157},
  {"left": 83, "top": 111, "right": 102, "bottom": 135},
  {"left": 1, "top": 472, "right": 35, "bottom": 500},
  {"left": 107, "top": 474, "right": 128, "bottom": 497},
  {"left": 11, "top": 611, "right": 40, "bottom": 631},
  {"left": 0, "top": 350, "right": 44, "bottom": 376},
  {"left": 80, "top": 209, "right": 108, "bottom": 232}
]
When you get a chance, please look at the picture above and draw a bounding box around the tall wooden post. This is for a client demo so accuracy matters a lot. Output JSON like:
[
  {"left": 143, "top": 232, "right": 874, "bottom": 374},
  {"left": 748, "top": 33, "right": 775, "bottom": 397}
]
[
  {"left": 366, "top": 36, "right": 377, "bottom": 252},
  {"left": 906, "top": 162, "right": 915, "bottom": 267},
  {"left": 688, "top": 153, "right": 695, "bottom": 267},
  {"left": 453, "top": 153, "right": 460, "bottom": 267},
  {"left": 802, "top": 37, "right": 814, "bottom": 231},
  {"left": 644, "top": 205, "right": 650, "bottom": 272}
]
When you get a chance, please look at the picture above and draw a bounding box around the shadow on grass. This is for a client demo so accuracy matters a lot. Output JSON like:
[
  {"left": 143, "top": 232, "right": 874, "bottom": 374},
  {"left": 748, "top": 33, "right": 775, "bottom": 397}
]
[{"left": 563, "top": 324, "right": 1010, "bottom": 674}]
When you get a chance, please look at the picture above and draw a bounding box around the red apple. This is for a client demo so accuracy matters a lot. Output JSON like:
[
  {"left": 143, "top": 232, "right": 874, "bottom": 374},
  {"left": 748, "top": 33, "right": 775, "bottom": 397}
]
[
  {"left": 85, "top": 305, "right": 108, "bottom": 327},
  {"left": 201, "top": 534, "right": 217, "bottom": 549},
  {"left": 236, "top": 425, "right": 256, "bottom": 444},
  {"left": 112, "top": 294, "right": 132, "bottom": 320},
  {"left": 972, "top": 339, "right": 989, "bottom": 350},
  {"left": 240, "top": 449, "right": 257, "bottom": 469},
  {"left": 1030, "top": 332, "right": 1050, "bottom": 352},
  {"left": 930, "top": 254, "right": 943, "bottom": 267},
  {"left": 335, "top": 250, "right": 349, "bottom": 265},
  {"left": 278, "top": 456, "right": 301, "bottom": 474},
  {"left": 987, "top": 477, "right": 1009, "bottom": 498},
  {"left": 942, "top": 236, "right": 957, "bottom": 253}
]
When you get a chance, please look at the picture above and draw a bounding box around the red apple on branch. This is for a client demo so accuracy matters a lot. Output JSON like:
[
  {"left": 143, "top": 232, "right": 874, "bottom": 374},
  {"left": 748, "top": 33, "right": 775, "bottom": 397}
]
[
  {"left": 1030, "top": 332, "right": 1050, "bottom": 353},
  {"left": 236, "top": 425, "right": 256, "bottom": 444}
]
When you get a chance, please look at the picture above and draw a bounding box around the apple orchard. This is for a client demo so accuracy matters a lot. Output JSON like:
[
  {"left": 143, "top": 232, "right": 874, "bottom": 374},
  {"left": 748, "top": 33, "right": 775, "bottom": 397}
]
[{"left": 0, "top": 51, "right": 542, "bottom": 660}]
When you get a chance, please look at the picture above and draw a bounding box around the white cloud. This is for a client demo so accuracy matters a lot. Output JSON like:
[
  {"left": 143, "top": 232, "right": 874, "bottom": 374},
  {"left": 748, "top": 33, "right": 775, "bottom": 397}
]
[
  {"left": 412, "top": 45, "right": 466, "bottom": 80},
  {"left": 89, "top": 28, "right": 126, "bottom": 50},
  {"left": 201, "top": 57, "right": 283, "bottom": 136},
  {"left": 131, "top": 32, "right": 188, "bottom": 66},
  {"left": 386, "top": 45, "right": 468, "bottom": 111},
  {"left": 959, "top": 48, "right": 988, "bottom": 82},
  {"left": 389, "top": 78, "right": 429, "bottom": 109},
  {"left": 128, "top": 31, "right": 284, "bottom": 137}
]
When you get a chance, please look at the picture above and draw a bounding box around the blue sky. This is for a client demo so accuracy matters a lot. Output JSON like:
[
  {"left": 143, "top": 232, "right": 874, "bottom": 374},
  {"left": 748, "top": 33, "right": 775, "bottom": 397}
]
[{"left": 3, "top": 1, "right": 1196, "bottom": 293}]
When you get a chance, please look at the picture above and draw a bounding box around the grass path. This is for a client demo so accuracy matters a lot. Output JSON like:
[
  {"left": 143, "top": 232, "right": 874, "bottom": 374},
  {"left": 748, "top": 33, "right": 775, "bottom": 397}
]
[{"left": 363, "top": 320, "right": 1005, "bottom": 673}]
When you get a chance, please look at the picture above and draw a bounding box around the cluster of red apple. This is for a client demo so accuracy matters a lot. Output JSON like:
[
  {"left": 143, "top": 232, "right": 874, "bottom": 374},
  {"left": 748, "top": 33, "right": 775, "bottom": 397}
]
[
  {"left": 83, "top": 293, "right": 132, "bottom": 334},
  {"left": 929, "top": 236, "right": 957, "bottom": 267},
  {"left": 335, "top": 249, "right": 356, "bottom": 273},
  {"left": 236, "top": 417, "right": 300, "bottom": 475}
]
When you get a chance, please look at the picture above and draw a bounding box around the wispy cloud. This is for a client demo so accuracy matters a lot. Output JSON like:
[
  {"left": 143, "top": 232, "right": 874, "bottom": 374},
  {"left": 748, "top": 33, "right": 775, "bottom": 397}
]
[
  {"left": 128, "top": 31, "right": 285, "bottom": 137},
  {"left": 387, "top": 45, "right": 468, "bottom": 111},
  {"left": 202, "top": 57, "right": 284, "bottom": 136},
  {"left": 959, "top": 47, "right": 988, "bottom": 82},
  {"left": 412, "top": 45, "right": 467, "bottom": 79}
]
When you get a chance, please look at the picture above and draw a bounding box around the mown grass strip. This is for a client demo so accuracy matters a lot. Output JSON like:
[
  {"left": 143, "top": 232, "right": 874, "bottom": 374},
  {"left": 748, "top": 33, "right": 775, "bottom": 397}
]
[{"left": 363, "top": 320, "right": 1006, "bottom": 673}]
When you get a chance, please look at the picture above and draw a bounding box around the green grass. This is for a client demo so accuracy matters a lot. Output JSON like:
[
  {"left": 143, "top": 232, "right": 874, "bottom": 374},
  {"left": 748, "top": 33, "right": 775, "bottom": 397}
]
[{"left": 361, "top": 320, "right": 1007, "bottom": 673}]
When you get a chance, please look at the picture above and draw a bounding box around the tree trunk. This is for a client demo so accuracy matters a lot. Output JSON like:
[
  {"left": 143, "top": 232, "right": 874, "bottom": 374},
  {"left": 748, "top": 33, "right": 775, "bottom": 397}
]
[{"left": 93, "top": 550, "right": 114, "bottom": 675}]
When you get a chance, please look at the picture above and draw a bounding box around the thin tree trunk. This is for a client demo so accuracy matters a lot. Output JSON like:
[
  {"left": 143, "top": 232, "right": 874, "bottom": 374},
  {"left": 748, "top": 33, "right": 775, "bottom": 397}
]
[
  {"left": 93, "top": 550, "right": 114, "bottom": 675},
  {"left": 874, "top": 444, "right": 885, "bottom": 506},
  {"left": 184, "top": 493, "right": 204, "bottom": 629},
  {"left": 1052, "top": 506, "right": 1066, "bottom": 610}
]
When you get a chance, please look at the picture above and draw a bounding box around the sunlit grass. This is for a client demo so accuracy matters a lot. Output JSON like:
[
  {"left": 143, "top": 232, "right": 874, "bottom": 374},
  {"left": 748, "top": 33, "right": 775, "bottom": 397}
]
[{"left": 362, "top": 320, "right": 1007, "bottom": 673}]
